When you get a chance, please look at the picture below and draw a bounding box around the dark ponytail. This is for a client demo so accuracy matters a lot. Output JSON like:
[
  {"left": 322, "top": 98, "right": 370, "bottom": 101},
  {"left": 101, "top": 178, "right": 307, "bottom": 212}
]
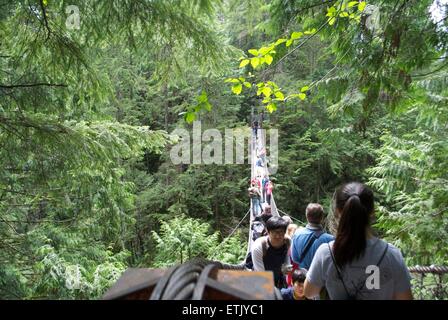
[{"left": 332, "top": 182, "right": 374, "bottom": 267}]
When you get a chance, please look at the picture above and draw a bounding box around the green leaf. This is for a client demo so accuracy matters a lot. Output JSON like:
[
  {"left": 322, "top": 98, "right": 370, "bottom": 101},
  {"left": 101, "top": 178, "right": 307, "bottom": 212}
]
[
  {"left": 301, "top": 86, "right": 309, "bottom": 93},
  {"left": 267, "top": 81, "right": 278, "bottom": 88},
  {"left": 304, "top": 28, "right": 317, "bottom": 35},
  {"left": 340, "top": 12, "right": 349, "bottom": 17},
  {"left": 243, "top": 82, "right": 252, "bottom": 88},
  {"left": 238, "top": 77, "right": 245, "bottom": 82},
  {"left": 298, "top": 93, "right": 306, "bottom": 100},
  {"left": 290, "top": 32, "right": 303, "bottom": 40},
  {"left": 185, "top": 112, "right": 196, "bottom": 123},
  {"left": 274, "top": 38, "right": 287, "bottom": 46},
  {"left": 203, "top": 102, "right": 212, "bottom": 112},
  {"left": 197, "top": 90, "right": 207, "bottom": 103},
  {"left": 262, "top": 86, "right": 272, "bottom": 98},
  {"left": 266, "top": 102, "right": 277, "bottom": 113},
  {"left": 239, "top": 59, "right": 250, "bottom": 68},
  {"left": 326, "top": 6, "right": 337, "bottom": 17},
  {"left": 328, "top": 17, "right": 336, "bottom": 25},
  {"left": 274, "top": 91, "right": 285, "bottom": 100},
  {"left": 232, "top": 84, "right": 243, "bottom": 95},
  {"left": 359, "top": 2, "right": 366, "bottom": 12},
  {"left": 250, "top": 57, "right": 260, "bottom": 69},
  {"left": 265, "top": 54, "right": 273, "bottom": 65},
  {"left": 259, "top": 46, "right": 274, "bottom": 55},
  {"left": 348, "top": 1, "right": 358, "bottom": 8},
  {"left": 248, "top": 49, "right": 258, "bottom": 56},
  {"left": 286, "top": 39, "right": 293, "bottom": 47},
  {"left": 224, "top": 78, "right": 239, "bottom": 83}
]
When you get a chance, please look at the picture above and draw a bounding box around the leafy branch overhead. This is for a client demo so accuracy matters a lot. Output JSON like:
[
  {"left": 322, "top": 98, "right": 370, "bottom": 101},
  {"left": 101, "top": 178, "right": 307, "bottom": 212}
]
[
  {"left": 223, "top": 0, "right": 366, "bottom": 113},
  {"left": 185, "top": 1, "right": 366, "bottom": 119}
]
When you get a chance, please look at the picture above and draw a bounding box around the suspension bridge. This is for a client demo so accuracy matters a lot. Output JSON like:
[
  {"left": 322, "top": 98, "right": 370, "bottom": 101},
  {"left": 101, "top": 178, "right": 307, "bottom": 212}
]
[{"left": 102, "top": 122, "right": 448, "bottom": 300}]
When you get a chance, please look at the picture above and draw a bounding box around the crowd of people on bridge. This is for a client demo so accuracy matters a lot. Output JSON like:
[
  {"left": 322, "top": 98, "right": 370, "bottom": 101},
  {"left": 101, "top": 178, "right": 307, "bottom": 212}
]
[
  {"left": 249, "top": 123, "right": 273, "bottom": 219},
  {"left": 247, "top": 182, "right": 413, "bottom": 300},
  {"left": 245, "top": 118, "right": 413, "bottom": 300},
  {"left": 249, "top": 176, "right": 274, "bottom": 215}
]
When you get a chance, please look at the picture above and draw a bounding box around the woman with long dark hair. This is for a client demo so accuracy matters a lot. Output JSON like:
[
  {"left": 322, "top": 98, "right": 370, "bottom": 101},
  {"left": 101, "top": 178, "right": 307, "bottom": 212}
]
[{"left": 303, "top": 182, "right": 413, "bottom": 300}]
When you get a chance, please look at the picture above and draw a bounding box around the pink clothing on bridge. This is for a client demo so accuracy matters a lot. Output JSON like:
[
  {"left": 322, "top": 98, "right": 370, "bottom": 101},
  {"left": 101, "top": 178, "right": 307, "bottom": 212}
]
[{"left": 266, "top": 182, "right": 274, "bottom": 195}]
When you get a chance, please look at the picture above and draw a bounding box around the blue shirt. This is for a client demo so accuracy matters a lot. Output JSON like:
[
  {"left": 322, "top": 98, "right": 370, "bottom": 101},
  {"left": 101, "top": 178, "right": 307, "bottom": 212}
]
[
  {"left": 291, "top": 224, "right": 334, "bottom": 270},
  {"left": 280, "top": 287, "right": 294, "bottom": 300},
  {"left": 280, "top": 287, "right": 309, "bottom": 300}
]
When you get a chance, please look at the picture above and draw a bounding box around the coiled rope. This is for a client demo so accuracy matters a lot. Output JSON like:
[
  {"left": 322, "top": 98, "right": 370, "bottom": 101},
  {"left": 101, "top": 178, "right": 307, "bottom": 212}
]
[{"left": 149, "top": 259, "right": 253, "bottom": 300}]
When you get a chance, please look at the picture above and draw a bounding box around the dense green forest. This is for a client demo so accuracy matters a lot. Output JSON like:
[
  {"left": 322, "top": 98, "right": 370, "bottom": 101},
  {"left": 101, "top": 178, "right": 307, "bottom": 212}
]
[{"left": 1, "top": 0, "right": 447, "bottom": 299}]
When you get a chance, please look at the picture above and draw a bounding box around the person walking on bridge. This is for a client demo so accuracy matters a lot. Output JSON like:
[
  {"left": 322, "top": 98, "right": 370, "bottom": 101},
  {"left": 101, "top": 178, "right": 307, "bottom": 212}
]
[
  {"left": 261, "top": 175, "right": 269, "bottom": 203},
  {"left": 252, "top": 216, "right": 291, "bottom": 289},
  {"left": 304, "top": 182, "right": 413, "bottom": 300},
  {"left": 291, "top": 203, "right": 334, "bottom": 270},
  {"left": 248, "top": 181, "right": 262, "bottom": 217},
  {"left": 258, "top": 147, "right": 267, "bottom": 165},
  {"left": 252, "top": 120, "right": 259, "bottom": 139},
  {"left": 265, "top": 181, "right": 274, "bottom": 205}
]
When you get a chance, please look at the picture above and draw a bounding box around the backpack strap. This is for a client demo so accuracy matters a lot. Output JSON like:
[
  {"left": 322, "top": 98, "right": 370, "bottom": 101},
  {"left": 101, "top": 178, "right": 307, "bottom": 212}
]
[
  {"left": 262, "top": 236, "right": 269, "bottom": 257},
  {"left": 328, "top": 243, "right": 353, "bottom": 299},
  {"left": 328, "top": 241, "right": 389, "bottom": 300},
  {"left": 376, "top": 242, "right": 389, "bottom": 267},
  {"left": 298, "top": 230, "right": 324, "bottom": 264},
  {"left": 245, "top": 237, "right": 268, "bottom": 270}
]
